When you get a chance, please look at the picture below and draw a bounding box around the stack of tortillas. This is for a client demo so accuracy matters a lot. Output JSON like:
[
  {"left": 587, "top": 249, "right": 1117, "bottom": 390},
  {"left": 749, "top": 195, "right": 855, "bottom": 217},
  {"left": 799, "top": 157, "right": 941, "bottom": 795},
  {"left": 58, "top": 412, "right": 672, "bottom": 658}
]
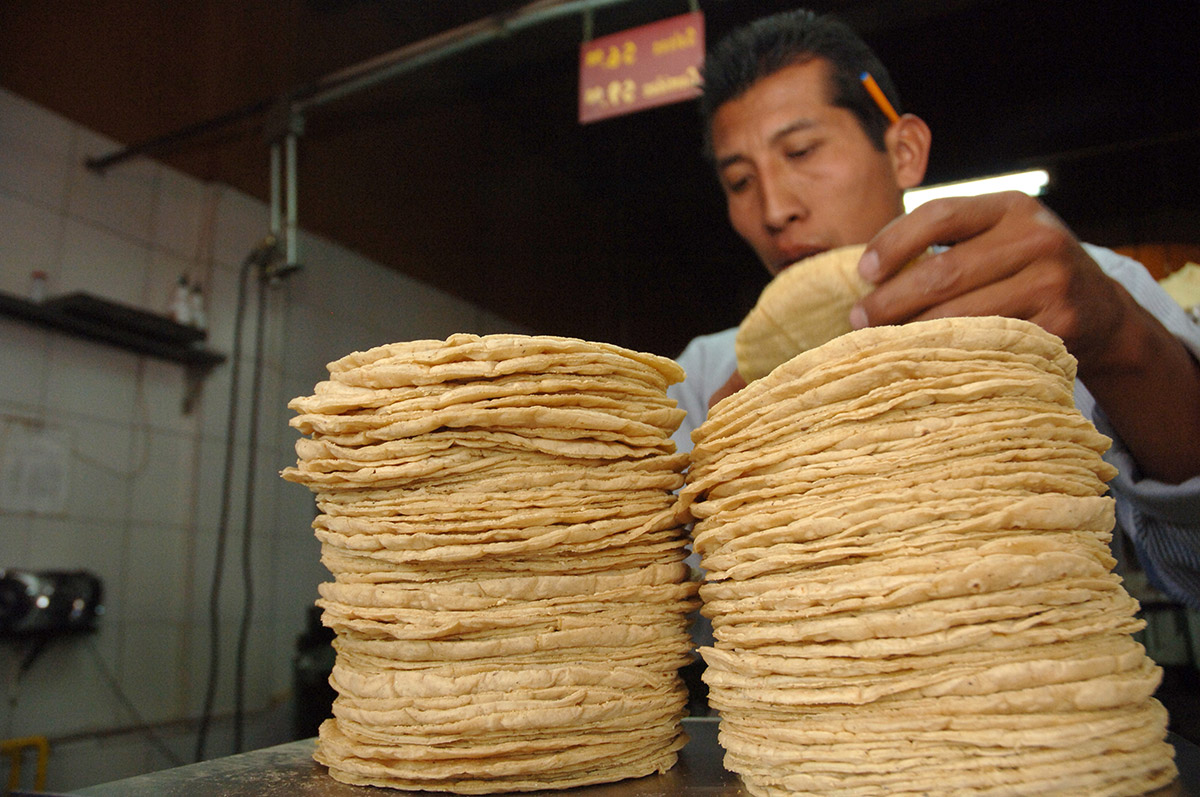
[
  {"left": 282, "top": 333, "right": 700, "bottom": 793},
  {"left": 682, "top": 316, "right": 1176, "bottom": 796}
]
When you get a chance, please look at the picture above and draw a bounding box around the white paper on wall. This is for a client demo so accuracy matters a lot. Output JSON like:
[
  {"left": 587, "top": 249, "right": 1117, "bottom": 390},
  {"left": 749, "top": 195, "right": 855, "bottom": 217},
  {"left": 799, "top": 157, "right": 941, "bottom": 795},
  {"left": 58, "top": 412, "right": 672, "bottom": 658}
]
[{"left": 0, "top": 422, "right": 70, "bottom": 515}]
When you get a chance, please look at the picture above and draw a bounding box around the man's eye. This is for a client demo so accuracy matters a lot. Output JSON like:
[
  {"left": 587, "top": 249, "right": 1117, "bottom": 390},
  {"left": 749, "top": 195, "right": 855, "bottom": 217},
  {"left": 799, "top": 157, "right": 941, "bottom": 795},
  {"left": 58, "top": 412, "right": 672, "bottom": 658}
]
[
  {"left": 723, "top": 174, "right": 752, "bottom": 194},
  {"left": 786, "top": 147, "right": 812, "bottom": 160}
]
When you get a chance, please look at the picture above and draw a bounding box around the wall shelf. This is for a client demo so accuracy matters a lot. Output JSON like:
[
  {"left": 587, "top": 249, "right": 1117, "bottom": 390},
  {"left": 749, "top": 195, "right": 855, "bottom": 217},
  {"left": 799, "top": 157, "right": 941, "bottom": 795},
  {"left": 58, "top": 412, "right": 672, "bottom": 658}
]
[{"left": 0, "top": 290, "right": 225, "bottom": 411}]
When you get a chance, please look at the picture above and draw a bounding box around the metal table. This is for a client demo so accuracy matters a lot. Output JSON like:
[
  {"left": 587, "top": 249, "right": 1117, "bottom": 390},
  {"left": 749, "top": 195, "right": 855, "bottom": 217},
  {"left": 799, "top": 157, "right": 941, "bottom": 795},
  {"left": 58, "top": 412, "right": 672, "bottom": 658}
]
[{"left": 74, "top": 718, "right": 1198, "bottom": 796}]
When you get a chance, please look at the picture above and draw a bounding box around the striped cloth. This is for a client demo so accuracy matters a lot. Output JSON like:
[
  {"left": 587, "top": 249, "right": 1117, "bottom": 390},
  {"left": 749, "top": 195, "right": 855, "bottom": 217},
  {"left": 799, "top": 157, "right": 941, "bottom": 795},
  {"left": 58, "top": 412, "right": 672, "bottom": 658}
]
[{"left": 1079, "top": 244, "right": 1200, "bottom": 610}]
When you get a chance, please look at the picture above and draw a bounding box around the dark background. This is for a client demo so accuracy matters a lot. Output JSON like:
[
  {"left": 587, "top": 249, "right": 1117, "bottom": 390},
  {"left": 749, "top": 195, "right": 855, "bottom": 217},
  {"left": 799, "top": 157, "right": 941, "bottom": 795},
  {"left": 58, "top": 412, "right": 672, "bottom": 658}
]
[{"left": 3, "top": 0, "right": 1198, "bottom": 358}]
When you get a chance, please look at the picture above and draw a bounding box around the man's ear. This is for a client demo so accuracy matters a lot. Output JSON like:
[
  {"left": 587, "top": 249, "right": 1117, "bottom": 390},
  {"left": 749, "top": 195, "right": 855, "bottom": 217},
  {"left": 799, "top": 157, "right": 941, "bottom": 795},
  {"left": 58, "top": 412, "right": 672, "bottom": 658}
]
[{"left": 886, "top": 113, "right": 931, "bottom": 190}]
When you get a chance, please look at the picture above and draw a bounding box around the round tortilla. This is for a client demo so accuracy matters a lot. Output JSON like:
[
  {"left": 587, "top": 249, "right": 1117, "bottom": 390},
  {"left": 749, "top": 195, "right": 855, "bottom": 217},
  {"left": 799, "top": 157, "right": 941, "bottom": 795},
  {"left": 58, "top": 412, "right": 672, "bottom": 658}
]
[{"left": 736, "top": 245, "right": 873, "bottom": 381}]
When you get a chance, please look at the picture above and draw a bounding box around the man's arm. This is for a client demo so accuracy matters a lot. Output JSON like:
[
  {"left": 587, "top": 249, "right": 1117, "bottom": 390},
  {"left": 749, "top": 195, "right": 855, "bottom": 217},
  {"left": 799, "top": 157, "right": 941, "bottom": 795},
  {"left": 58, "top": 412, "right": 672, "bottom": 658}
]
[{"left": 852, "top": 191, "right": 1200, "bottom": 484}]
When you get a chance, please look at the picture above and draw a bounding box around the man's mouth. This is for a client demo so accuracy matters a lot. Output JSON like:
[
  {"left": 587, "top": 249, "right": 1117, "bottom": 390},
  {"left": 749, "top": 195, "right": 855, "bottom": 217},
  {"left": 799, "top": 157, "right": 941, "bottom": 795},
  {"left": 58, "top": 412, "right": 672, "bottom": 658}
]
[{"left": 772, "top": 246, "right": 826, "bottom": 275}]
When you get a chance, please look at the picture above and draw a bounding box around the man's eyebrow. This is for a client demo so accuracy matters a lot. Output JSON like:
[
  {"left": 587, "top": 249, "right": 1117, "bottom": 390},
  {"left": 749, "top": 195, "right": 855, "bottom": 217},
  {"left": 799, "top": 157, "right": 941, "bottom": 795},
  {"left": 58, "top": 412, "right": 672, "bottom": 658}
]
[
  {"left": 714, "top": 117, "right": 821, "bottom": 172},
  {"left": 770, "top": 117, "right": 820, "bottom": 143},
  {"left": 715, "top": 153, "right": 746, "bottom": 172}
]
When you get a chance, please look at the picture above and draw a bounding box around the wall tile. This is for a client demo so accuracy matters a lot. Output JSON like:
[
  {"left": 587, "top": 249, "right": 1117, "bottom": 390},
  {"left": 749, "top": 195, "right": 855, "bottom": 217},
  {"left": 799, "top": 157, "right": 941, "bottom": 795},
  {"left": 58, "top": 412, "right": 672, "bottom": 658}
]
[
  {"left": 251, "top": 364, "right": 290, "bottom": 452},
  {"left": 45, "top": 334, "right": 140, "bottom": 424},
  {"left": 187, "top": 529, "right": 259, "bottom": 627},
  {"left": 58, "top": 217, "right": 152, "bottom": 307},
  {"left": 127, "top": 429, "right": 198, "bottom": 527},
  {"left": 0, "top": 319, "right": 52, "bottom": 407},
  {"left": 196, "top": 361, "right": 236, "bottom": 442},
  {"left": 9, "top": 622, "right": 124, "bottom": 738},
  {"left": 266, "top": 531, "right": 323, "bottom": 624},
  {"left": 43, "top": 729, "right": 154, "bottom": 792},
  {"left": 196, "top": 258, "right": 243, "bottom": 356},
  {"left": 143, "top": 247, "right": 195, "bottom": 323},
  {"left": 0, "top": 89, "right": 73, "bottom": 154},
  {"left": 279, "top": 300, "right": 347, "bottom": 384},
  {"left": 191, "top": 432, "right": 247, "bottom": 540},
  {"left": 241, "top": 618, "right": 284, "bottom": 714},
  {"left": 149, "top": 717, "right": 198, "bottom": 772},
  {"left": 27, "top": 514, "right": 127, "bottom": 623},
  {"left": 382, "top": 276, "right": 479, "bottom": 339},
  {"left": 296, "top": 254, "right": 373, "bottom": 330},
  {"left": 119, "top": 619, "right": 187, "bottom": 722},
  {"left": 0, "top": 89, "right": 73, "bottom": 211},
  {"left": 180, "top": 620, "right": 241, "bottom": 719},
  {"left": 257, "top": 285, "right": 293, "bottom": 372},
  {"left": 212, "top": 187, "right": 270, "bottom": 270},
  {"left": 136, "top": 356, "right": 199, "bottom": 434},
  {"left": 0, "top": 511, "right": 34, "bottom": 564},
  {"left": 245, "top": 446, "right": 282, "bottom": 534},
  {"left": 273, "top": 472, "right": 317, "bottom": 537},
  {"left": 153, "top": 168, "right": 210, "bottom": 260},
  {"left": 67, "top": 128, "right": 160, "bottom": 245},
  {"left": 57, "top": 414, "right": 135, "bottom": 524},
  {"left": 122, "top": 523, "right": 188, "bottom": 624},
  {"left": 0, "top": 134, "right": 73, "bottom": 214},
  {"left": 192, "top": 719, "right": 237, "bottom": 763},
  {"left": 0, "top": 192, "right": 63, "bottom": 296},
  {"left": 268, "top": 618, "right": 307, "bottom": 704}
]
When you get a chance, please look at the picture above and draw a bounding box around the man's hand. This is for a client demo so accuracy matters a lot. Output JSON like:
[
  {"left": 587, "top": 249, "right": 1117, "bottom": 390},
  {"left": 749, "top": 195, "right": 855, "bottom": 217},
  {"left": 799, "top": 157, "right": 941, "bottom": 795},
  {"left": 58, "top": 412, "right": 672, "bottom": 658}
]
[
  {"left": 709, "top": 370, "right": 747, "bottom": 410},
  {"left": 851, "top": 191, "right": 1128, "bottom": 367},
  {"left": 851, "top": 191, "right": 1200, "bottom": 484}
]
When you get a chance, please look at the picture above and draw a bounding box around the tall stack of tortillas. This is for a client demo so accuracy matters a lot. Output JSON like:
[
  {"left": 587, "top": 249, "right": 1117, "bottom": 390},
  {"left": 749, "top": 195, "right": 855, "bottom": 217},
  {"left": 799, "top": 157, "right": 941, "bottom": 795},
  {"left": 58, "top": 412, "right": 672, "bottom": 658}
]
[
  {"left": 282, "top": 333, "right": 700, "bottom": 793},
  {"left": 683, "top": 315, "right": 1176, "bottom": 796}
]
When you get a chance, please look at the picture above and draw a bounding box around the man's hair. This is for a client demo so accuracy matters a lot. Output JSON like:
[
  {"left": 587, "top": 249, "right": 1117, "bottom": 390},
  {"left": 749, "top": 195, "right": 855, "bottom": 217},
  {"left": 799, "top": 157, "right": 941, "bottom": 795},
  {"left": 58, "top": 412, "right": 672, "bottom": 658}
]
[{"left": 699, "top": 9, "right": 902, "bottom": 158}]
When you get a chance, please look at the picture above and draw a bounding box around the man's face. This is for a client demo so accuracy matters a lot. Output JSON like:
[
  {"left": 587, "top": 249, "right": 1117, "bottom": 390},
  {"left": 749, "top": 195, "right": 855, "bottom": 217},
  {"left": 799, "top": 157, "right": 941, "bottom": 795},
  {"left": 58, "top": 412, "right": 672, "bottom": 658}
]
[{"left": 711, "top": 58, "right": 907, "bottom": 276}]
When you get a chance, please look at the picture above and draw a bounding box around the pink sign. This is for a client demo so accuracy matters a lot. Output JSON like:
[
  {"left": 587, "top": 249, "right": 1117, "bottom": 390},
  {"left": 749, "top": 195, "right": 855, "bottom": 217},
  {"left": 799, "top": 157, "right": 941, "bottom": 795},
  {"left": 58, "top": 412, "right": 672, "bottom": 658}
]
[{"left": 578, "top": 11, "right": 705, "bottom": 124}]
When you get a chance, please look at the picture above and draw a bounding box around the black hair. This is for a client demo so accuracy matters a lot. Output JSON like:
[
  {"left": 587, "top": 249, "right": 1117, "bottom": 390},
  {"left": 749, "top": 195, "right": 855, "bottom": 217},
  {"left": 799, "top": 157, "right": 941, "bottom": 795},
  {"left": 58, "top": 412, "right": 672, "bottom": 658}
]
[{"left": 699, "top": 9, "right": 902, "bottom": 158}]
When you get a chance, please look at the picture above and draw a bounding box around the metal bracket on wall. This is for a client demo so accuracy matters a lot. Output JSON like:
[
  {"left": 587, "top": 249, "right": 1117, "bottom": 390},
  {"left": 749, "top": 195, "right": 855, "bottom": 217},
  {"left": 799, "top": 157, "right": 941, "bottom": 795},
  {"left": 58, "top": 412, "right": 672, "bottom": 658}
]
[{"left": 263, "top": 98, "right": 305, "bottom": 271}]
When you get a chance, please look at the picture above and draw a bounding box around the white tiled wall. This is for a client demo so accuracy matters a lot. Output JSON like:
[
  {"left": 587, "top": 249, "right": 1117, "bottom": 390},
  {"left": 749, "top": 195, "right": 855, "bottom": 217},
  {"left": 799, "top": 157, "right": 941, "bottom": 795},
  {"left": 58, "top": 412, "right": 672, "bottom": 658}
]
[{"left": 0, "top": 86, "right": 530, "bottom": 792}]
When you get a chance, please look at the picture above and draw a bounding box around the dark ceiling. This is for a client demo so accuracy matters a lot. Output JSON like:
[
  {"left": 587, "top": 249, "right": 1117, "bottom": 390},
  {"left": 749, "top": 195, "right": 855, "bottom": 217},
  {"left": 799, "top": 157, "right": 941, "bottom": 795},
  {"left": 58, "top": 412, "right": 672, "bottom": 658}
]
[{"left": 3, "top": 0, "right": 1198, "bottom": 358}]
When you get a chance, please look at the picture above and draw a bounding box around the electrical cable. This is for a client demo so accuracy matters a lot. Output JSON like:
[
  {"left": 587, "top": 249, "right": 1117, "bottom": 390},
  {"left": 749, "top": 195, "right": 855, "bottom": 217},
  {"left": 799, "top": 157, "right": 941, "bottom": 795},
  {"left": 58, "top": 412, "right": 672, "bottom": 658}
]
[
  {"left": 193, "top": 249, "right": 256, "bottom": 762},
  {"left": 233, "top": 267, "right": 270, "bottom": 753},
  {"left": 195, "top": 236, "right": 294, "bottom": 760},
  {"left": 83, "top": 635, "right": 185, "bottom": 768}
]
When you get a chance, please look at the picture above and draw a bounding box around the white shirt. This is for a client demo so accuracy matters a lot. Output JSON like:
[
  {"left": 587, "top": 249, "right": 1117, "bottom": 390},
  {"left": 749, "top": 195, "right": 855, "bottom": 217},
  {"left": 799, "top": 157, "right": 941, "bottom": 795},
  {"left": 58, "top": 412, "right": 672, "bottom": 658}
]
[{"left": 668, "top": 244, "right": 1200, "bottom": 609}]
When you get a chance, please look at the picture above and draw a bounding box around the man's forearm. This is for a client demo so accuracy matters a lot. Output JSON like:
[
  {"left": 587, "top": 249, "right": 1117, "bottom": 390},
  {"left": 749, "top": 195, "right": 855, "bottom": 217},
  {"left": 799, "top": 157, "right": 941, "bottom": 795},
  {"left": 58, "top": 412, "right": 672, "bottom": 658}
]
[{"left": 1080, "top": 299, "right": 1200, "bottom": 485}]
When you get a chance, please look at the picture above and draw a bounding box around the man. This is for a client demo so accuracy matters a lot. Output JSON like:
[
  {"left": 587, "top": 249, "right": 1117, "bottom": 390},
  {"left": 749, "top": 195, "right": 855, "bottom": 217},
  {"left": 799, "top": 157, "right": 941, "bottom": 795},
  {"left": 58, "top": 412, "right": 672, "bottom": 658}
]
[{"left": 669, "top": 9, "right": 1200, "bottom": 607}]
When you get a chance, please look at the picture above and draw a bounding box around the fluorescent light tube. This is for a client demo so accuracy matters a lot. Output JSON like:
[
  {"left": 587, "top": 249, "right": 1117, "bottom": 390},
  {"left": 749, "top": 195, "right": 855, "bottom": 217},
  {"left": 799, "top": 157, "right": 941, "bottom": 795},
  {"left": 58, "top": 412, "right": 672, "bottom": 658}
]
[{"left": 904, "top": 169, "right": 1050, "bottom": 213}]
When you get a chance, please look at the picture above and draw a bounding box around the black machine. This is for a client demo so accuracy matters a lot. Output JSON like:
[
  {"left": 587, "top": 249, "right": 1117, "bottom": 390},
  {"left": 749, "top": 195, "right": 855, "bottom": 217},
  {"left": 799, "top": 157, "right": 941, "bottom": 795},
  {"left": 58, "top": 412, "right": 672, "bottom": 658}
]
[{"left": 0, "top": 569, "right": 103, "bottom": 637}]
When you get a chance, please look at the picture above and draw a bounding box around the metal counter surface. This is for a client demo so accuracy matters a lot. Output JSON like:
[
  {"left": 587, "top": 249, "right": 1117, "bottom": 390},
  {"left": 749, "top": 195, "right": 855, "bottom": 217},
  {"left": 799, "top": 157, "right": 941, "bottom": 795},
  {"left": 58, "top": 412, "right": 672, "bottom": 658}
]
[
  {"left": 74, "top": 718, "right": 1198, "bottom": 796},
  {"left": 73, "top": 717, "right": 736, "bottom": 797}
]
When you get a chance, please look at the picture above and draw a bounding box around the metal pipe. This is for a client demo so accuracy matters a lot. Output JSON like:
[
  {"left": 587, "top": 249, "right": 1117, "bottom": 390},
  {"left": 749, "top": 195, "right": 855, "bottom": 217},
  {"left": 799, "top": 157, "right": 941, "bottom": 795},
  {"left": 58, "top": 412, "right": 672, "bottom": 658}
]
[
  {"left": 84, "top": 0, "right": 640, "bottom": 172},
  {"left": 285, "top": 130, "right": 299, "bottom": 267},
  {"left": 269, "top": 142, "right": 282, "bottom": 237},
  {"left": 84, "top": 97, "right": 275, "bottom": 173},
  {"left": 296, "top": 0, "right": 637, "bottom": 112}
]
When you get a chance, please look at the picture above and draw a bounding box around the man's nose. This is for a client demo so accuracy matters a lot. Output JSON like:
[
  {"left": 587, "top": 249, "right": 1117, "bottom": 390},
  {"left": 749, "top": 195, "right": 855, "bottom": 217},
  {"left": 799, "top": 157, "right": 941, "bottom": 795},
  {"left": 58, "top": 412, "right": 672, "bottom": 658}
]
[{"left": 760, "top": 165, "right": 806, "bottom": 232}]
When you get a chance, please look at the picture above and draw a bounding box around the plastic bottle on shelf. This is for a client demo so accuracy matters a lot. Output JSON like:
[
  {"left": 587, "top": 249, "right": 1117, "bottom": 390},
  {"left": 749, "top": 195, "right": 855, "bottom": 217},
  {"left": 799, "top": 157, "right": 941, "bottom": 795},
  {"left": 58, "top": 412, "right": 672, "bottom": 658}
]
[
  {"left": 169, "top": 275, "right": 192, "bottom": 325},
  {"left": 188, "top": 281, "right": 207, "bottom": 331},
  {"left": 29, "top": 270, "right": 48, "bottom": 303}
]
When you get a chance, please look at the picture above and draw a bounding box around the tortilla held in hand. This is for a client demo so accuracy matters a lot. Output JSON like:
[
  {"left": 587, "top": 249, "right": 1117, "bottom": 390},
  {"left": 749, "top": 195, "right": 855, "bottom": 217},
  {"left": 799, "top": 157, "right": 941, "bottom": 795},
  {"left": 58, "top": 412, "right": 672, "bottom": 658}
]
[{"left": 736, "top": 245, "right": 872, "bottom": 382}]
